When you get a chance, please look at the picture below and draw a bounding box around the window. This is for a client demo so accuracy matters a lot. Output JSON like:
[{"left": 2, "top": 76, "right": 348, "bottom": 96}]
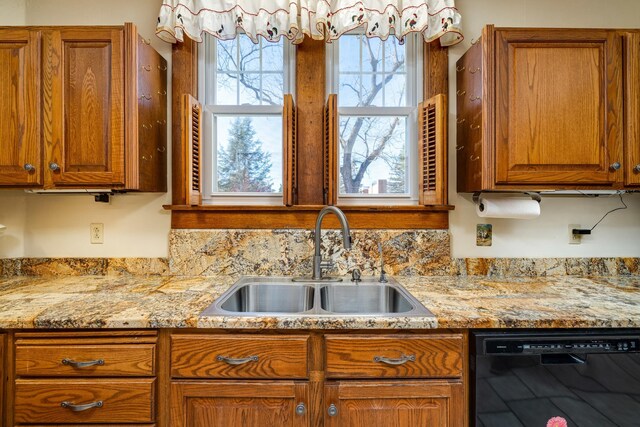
[
  {"left": 200, "top": 34, "right": 295, "bottom": 205},
  {"left": 328, "top": 33, "right": 422, "bottom": 205}
]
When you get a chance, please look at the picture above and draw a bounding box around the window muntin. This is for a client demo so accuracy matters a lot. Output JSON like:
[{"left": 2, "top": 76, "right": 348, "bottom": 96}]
[
  {"left": 201, "top": 34, "right": 294, "bottom": 204},
  {"left": 330, "top": 33, "right": 421, "bottom": 205}
]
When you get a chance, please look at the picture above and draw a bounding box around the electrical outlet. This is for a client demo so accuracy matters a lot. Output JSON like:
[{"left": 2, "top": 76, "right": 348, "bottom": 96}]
[
  {"left": 568, "top": 224, "right": 581, "bottom": 245},
  {"left": 90, "top": 223, "right": 104, "bottom": 244}
]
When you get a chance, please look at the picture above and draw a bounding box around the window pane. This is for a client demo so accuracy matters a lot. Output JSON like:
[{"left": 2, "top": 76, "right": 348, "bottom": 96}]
[
  {"left": 262, "top": 41, "right": 284, "bottom": 72},
  {"left": 338, "top": 35, "right": 407, "bottom": 108},
  {"left": 216, "top": 72, "right": 238, "bottom": 104},
  {"left": 238, "top": 36, "right": 261, "bottom": 71},
  {"left": 338, "top": 74, "right": 362, "bottom": 107},
  {"left": 338, "top": 116, "right": 407, "bottom": 195},
  {"left": 215, "top": 116, "right": 282, "bottom": 193},
  {"left": 238, "top": 73, "right": 263, "bottom": 105},
  {"left": 383, "top": 73, "right": 406, "bottom": 106},
  {"left": 261, "top": 73, "right": 284, "bottom": 105},
  {"left": 339, "top": 35, "right": 360, "bottom": 72},
  {"left": 361, "top": 36, "right": 382, "bottom": 73},
  {"left": 217, "top": 38, "right": 238, "bottom": 72},
  {"left": 215, "top": 35, "right": 285, "bottom": 106}
]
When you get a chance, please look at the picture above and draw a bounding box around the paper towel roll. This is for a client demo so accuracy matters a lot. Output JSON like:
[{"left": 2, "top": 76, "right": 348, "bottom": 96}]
[{"left": 475, "top": 195, "right": 540, "bottom": 219}]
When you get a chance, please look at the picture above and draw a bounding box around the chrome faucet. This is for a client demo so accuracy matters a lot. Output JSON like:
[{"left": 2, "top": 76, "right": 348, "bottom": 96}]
[{"left": 312, "top": 206, "right": 352, "bottom": 280}]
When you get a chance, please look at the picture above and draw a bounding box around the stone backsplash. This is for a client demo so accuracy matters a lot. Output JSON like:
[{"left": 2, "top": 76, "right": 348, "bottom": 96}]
[{"left": 1, "top": 229, "right": 638, "bottom": 278}]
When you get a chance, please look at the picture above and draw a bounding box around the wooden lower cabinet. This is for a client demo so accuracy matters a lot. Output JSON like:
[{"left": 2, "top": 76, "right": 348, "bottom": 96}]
[
  {"left": 170, "top": 381, "right": 310, "bottom": 427},
  {"left": 325, "top": 380, "right": 464, "bottom": 427}
]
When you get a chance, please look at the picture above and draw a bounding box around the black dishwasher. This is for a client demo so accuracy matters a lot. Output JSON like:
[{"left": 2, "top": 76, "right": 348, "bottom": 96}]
[{"left": 471, "top": 330, "right": 640, "bottom": 427}]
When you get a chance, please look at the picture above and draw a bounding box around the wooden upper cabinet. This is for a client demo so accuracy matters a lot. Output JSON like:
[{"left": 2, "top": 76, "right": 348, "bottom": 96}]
[
  {"left": 0, "top": 24, "right": 167, "bottom": 191},
  {"left": 625, "top": 31, "right": 640, "bottom": 186},
  {"left": 45, "top": 28, "right": 125, "bottom": 187},
  {"left": 457, "top": 26, "right": 625, "bottom": 191},
  {"left": 0, "top": 30, "right": 41, "bottom": 186}
]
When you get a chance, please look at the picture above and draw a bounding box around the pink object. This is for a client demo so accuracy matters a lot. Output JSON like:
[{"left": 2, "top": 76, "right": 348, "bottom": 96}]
[{"left": 547, "top": 417, "right": 568, "bottom": 427}]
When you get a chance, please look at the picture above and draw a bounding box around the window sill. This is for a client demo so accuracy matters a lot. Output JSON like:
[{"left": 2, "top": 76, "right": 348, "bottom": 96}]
[{"left": 164, "top": 205, "right": 453, "bottom": 229}]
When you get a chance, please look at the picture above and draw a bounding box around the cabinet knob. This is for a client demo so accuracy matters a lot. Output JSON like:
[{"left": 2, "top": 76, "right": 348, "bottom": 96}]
[
  {"left": 609, "top": 162, "right": 621, "bottom": 171},
  {"left": 49, "top": 162, "right": 60, "bottom": 171},
  {"left": 327, "top": 403, "right": 338, "bottom": 417},
  {"left": 23, "top": 163, "right": 35, "bottom": 172},
  {"left": 295, "top": 403, "right": 306, "bottom": 416},
  {"left": 634, "top": 164, "right": 640, "bottom": 173}
]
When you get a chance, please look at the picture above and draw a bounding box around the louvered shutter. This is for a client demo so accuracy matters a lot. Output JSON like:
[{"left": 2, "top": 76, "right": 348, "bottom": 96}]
[
  {"left": 183, "top": 94, "right": 202, "bottom": 206},
  {"left": 283, "top": 94, "right": 297, "bottom": 206},
  {"left": 418, "top": 94, "right": 448, "bottom": 205},
  {"left": 323, "top": 94, "right": 338, "bottom": 206}
]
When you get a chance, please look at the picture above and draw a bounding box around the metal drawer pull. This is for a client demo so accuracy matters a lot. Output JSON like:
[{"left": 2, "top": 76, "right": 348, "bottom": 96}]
[
  {"left": 158, "top": 64, "right": 167, "bottom": 71},
  {"left": 139, "top": 94, "right": 152, "bottom": 100},
  {"left": 373, "top": 354, "right": 416, "bottom": 365},
  {"left": 61, "top": 400, "right": 103, "bottom": 411},
  {"left": 469, "top": 95, "right": 481, "bottom": 102},
  {"left": 456, "top": 118, "right": 466, "bottom": 124},
  {"left": 142, "top": 65, "right": 151, "bottom": 71},
  {"left": 470, "top": 123, "right": 480, "bottom": 130},
  {"left": 634, "top": 164, "right": 640, "bottom": 173},
  {"left": 469, "top": 67, "right": 481, "bottom": 74},
  {"left": 141, "top": 38, "right": 151, "bottom": 45},
  {"left": 456, "top": 65, "right": 465, "bottom": 72},
  {"left": 216, "top": 355, "right": 259, "bottom": 365},
  {"left": 456, "top": 90, "right": 466, "bottom": 96},
  {"left": 62, "top": 358, "right": 104, "bottom": 368},
  {"left": 456, "top": 145, "right": 465, "bottom": 151}
]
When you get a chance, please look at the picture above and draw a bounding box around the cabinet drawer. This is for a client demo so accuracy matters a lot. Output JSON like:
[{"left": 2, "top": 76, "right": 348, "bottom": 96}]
[
  {"left": 15, "top": 344, "right": 155, "bottom": 377},
  {"left": 171, "top": 334, "right": 309, "bottom": 379},
  {"left": 14, "top": 378, "right": 155, "bottom": 424},
  {"left": 325, "top": 334, "right": 463, "bottom": 379}
]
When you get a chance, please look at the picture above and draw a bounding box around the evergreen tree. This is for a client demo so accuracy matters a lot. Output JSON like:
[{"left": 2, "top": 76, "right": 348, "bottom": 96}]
[
  {"left": 218, "top": 117, "right": 274, "bottom": 192},
  {"left": 387, "top": 151, "right": 406, "bottom": 193}
]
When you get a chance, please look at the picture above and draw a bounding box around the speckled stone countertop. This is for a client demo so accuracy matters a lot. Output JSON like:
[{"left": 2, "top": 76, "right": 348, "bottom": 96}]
[{"left": 0, "top": 275, "right": 637, "bottom": 329}]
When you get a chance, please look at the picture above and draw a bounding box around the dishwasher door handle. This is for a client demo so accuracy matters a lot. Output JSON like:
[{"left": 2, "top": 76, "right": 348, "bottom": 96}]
[{"left": 541, "top": 353, "right": 586, "bottom": 365}]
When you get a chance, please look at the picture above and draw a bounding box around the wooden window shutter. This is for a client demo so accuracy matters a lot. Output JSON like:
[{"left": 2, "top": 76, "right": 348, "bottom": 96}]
[
  {"left": 418, "top": 94, "right": 448, "bottom": 205},
  {"left": 182, "top": 94, "right": 202, "bottom": 206},
  {"left": 323, "top": 94, "right": 338, "bottom": 205},
  {"left": 283, "top": 94, "right": 297, "bottom": 206}
]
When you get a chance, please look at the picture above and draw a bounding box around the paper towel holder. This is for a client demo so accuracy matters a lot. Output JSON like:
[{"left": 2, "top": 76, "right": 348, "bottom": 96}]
[{"left": 472, "top": 192, "right": 542, "bottom": 205}]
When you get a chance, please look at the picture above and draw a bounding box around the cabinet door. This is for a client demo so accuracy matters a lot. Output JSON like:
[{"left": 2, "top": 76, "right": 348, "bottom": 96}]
[
  {"left": 0, "top": 29, "right": 41, "bottom": 186},
  {"left": 325, "top": 380, "right": 464, "bottom": 427},
  {"left": 495, "top": 29, "right": 623, "bottom": 187},
  {"left": 625, "top": 32, "right": 640, "bottom": 186},
  {"left": 44, "top": 28, "right": 125, "bottom": 187},
  {"left": 170, "top": 381, "right": 310, "bottom": 427}
]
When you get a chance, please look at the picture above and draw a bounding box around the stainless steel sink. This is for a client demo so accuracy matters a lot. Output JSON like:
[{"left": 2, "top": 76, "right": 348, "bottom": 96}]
[
  {"left": 319, "top": 284, "right": 413, "bottom": 314},
  {"left": 200, "top": 276, "right": 434, "bottom": 317}
]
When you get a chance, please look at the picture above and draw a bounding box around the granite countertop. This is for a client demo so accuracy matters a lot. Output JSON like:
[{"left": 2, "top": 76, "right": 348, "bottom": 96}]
[{"left": 0, "top": 275, "right": 638, "bottom": 330}]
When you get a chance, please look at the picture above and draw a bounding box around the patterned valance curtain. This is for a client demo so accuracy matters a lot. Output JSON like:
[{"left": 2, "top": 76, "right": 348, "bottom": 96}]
[{"left": 156, "top": 0, "right": 463, "bottom": 46}]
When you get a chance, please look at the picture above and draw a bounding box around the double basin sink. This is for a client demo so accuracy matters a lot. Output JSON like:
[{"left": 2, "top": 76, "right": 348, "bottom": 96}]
[{"left": 200, "top": 276, "right": 434, "bottom": 317}]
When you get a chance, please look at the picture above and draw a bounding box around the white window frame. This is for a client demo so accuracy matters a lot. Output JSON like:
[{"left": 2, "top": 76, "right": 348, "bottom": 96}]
[
  {"left": 327, "top": 33, "right": 423, "bottom": 206},
  {"left": 199, "top": 34, "right": 296, "bottom": 205}
]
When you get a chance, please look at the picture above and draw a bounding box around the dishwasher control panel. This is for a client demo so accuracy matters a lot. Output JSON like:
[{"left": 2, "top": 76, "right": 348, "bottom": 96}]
[{"left": 485, "top": 337, "right": 639, "bottom": 355}]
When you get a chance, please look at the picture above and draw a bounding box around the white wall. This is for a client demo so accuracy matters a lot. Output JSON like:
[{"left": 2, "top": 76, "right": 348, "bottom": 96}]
[
  {"left": 0, "top": 0, "right": 172, "bottom": 258},
  {"left": 0, "top": 0, "right": 638, "bottom": 259},
  {"left": 448, "top": 0, "right": 640, "bottom": 258}
]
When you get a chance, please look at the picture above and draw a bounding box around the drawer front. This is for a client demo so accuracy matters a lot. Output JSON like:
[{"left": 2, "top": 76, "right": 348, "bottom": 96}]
[
  {"left": 15, "top": 344, "right": 155, "bottom": 377},
  {"left": 171, "top": 334, "right": 309, "bottom": 379},
  {"left": 14, "top": 378, "right": 155, "bottom": 423},
  {"left": 325, "top": 335, "right": 463, "bottom": 379}
]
